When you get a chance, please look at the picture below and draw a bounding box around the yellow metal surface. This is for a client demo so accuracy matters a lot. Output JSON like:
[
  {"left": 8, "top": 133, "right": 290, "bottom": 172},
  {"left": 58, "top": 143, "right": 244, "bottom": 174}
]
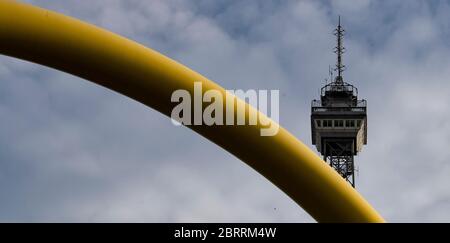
[{"left": 0, "top": 0, "right": 384, "bottom": 222}]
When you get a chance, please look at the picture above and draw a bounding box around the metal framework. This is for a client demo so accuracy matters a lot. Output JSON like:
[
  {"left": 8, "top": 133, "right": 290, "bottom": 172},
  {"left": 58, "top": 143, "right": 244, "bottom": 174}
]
[{"left": 323, "top": 138, "right": 355, "bottom": 187}]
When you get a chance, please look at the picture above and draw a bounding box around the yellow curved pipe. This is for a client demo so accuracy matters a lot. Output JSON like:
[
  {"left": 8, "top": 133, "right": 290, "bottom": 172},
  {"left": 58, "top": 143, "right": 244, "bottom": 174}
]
[{"left": 0, "top": 0, "right": 384, "bottom": 222}]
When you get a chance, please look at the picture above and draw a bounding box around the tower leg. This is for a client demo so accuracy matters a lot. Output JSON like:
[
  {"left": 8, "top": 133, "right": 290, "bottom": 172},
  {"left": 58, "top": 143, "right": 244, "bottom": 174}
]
[{"left": 323, "top": 139, "right": 356, "bottom": 187}]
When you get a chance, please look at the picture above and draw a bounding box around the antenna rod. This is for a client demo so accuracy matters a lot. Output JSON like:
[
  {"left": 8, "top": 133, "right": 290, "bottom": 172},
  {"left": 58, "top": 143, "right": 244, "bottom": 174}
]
[
  {"left": 329, "top": 64, "right": 333, "bottom": 82},
  {"left": 334, "top": 16, "right": 345, "bottom": 84}
]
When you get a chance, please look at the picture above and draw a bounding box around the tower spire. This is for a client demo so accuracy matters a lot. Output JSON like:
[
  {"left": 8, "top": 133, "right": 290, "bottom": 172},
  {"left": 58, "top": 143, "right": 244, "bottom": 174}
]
[{"left": 334, "top": 16, "right": 345, "bottom": 84}]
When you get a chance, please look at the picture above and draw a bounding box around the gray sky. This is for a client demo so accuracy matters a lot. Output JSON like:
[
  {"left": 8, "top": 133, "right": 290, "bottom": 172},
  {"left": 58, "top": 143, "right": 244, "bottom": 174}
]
[{"left": 1, "top": 0, "right": 450, "bottom": 222}]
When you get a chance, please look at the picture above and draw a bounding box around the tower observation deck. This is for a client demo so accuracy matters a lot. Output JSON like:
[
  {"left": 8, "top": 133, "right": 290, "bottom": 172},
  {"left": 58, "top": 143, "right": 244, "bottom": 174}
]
[{"left": 311, "top": 17, "right": 367, "bottom": 187}]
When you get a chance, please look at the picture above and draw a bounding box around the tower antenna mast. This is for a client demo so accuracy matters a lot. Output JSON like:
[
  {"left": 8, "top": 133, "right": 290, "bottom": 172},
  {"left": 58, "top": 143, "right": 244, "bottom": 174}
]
[{"left": 334, "top": 16, "right": 345, "bottom": 84}]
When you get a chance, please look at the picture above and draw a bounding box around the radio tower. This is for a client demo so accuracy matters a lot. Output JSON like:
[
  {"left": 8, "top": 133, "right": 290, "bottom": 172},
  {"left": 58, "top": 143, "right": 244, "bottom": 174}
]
[{"left": 310, "top": 17, "right": 367, "bottom": 187}]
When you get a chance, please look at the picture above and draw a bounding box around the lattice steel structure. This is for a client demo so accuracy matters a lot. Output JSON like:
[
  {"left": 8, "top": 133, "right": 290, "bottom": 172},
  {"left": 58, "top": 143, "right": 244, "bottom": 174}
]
[{"left": 311, "top": 17, "right": 367, "bottom": 187}]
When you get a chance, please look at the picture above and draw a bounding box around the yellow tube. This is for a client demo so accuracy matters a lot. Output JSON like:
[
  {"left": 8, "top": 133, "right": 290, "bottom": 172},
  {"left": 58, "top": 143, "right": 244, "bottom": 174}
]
[{"left": 0, "top": 0, "right": 384, "bottom": 222}]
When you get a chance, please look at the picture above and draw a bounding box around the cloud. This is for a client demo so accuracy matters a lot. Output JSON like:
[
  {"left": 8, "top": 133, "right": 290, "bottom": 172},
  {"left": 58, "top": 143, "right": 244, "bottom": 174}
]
[{"left": 1, "top": 0, "right": 450, "bottom": 222}]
